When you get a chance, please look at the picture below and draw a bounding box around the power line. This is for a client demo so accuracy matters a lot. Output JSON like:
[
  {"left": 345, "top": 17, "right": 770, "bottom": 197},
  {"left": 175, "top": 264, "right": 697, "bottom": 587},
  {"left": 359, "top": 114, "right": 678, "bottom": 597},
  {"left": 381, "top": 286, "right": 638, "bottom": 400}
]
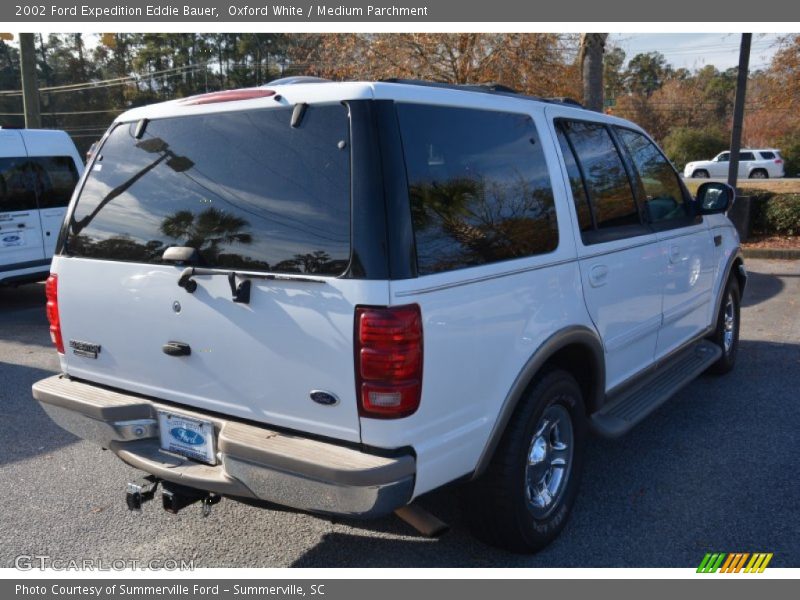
[
  {"left": 0, "top": 108, "right": 126, "bottom": 116},
  {"left": 0, "top": 60, "right": 215, "bottom": 97}
]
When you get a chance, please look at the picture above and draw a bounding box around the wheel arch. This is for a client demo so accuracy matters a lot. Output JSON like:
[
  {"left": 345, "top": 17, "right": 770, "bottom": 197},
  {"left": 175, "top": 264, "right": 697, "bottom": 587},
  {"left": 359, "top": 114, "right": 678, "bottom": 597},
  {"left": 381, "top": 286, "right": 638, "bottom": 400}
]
[
  {"left": 714, "top": 249, "right": 747, "bottom": 320},
  {"left": 471, "top": 325, "right": 605, "bottom": 479}
]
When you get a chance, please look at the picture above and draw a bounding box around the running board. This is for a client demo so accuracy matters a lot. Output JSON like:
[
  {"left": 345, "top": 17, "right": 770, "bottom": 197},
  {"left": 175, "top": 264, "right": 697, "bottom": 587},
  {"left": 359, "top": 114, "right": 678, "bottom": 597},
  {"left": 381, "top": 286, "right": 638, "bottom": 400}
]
[{"left": 591, "top": 340, "right": 722, "bottom": 438}]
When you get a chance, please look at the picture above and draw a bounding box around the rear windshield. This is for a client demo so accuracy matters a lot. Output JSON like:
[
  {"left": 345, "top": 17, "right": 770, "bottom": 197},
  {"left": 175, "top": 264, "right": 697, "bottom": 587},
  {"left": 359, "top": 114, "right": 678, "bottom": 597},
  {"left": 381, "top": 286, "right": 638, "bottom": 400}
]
[{"left": 65, "top": 104, "right": 351, "bottom": 275}]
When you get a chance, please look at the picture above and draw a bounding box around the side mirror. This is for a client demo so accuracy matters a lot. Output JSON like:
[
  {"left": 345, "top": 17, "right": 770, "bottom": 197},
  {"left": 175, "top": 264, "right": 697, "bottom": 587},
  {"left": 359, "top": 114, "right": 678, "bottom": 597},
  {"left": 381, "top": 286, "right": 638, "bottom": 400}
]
[{"left": 696, "top": 181, "right": 734, "bottom": 214}]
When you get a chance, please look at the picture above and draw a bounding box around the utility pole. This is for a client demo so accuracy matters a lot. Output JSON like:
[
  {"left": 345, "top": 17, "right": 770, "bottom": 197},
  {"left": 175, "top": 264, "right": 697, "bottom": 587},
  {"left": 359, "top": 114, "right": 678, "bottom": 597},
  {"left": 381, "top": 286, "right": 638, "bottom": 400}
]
[
  {"left": 727, "top": 33, "right": 752, "bottom": 189},
  {"left": 580, "top": 33, "right": 608, "bottom": 112},
  {"left": 19, "top": 33, "right": 41, "bottom": 129}
]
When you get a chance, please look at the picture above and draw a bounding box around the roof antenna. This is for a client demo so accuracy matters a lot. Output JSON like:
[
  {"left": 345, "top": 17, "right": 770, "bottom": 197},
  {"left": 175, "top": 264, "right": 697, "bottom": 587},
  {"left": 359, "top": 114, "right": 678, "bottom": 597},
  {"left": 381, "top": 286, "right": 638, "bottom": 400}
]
[{"left": 291, "top": 103, "right": 307, "bottom": 128}]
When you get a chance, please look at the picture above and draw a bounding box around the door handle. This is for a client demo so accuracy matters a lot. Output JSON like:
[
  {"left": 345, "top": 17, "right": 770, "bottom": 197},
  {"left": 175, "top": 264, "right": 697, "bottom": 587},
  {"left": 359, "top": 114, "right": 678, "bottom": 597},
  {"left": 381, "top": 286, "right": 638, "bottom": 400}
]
[
  {"left": 588, "top": 265, "right": 608, "bottom": 287},
  {"left": 669, "top": 245, "right": 681, "bottom": 264},
  {"left": 162, "top": 341, "right": 191, "bottom": 357}
]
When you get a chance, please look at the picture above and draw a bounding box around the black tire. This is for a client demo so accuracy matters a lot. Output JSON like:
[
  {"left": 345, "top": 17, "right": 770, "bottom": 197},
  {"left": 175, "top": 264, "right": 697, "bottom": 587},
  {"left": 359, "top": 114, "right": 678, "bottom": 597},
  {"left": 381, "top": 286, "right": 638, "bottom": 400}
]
[
  {"left": 707, "top": 277, "right": 741, "bottom": 375},
  {"left": 463, "top": 369, "right": 587, "bottom": 553},
  {"left": 749, "top": 169, "right": 768, "bottom": 179},
  {"left": 693, "top": 169, "right": 710, "bottom": 178}
]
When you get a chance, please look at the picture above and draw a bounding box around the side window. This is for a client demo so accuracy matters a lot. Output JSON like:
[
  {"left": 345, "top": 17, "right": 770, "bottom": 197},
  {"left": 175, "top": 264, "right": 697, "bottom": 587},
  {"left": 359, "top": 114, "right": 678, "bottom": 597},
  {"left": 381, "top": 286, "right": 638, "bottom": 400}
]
[
  {"left": 558, "top": 120, "right": 641, "bottom": 235},
  {"left": 615, "top": 128, "right": 689, "bottom": 225},
  {"left": 555, "top": 125, "right": 593, "bottom": 232},
  {"left": 717, "top": 153, "right": 730, "bottom": 162},
  {"left": 30, "top": 156, "right": 80, "bottom": 209},
  {"left": 0, "top": 158, "right": 37, "bottom": 213},
  {"left": 396, "top": 104, "right": 558, "bottom": 275},
  {"left": 759, "top": 151, "right": 775, "bottom": 160},
  {"left": 739, "top": 152, "right": 755, "bottom": 161}
]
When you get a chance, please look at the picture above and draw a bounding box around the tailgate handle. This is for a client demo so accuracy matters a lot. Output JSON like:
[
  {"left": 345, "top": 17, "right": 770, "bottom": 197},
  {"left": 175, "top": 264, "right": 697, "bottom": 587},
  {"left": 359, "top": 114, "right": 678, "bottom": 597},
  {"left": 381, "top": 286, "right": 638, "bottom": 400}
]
[{"left": 162, "top": 341, "right": 191, "bottom": 357}]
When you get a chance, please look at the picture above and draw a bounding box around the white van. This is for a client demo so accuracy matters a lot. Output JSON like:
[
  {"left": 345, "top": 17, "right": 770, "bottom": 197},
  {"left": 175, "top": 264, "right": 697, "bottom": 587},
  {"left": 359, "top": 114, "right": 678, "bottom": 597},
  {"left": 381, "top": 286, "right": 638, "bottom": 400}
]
[{"left": 0, "top": 128, "right": 83, "bottom": 285}]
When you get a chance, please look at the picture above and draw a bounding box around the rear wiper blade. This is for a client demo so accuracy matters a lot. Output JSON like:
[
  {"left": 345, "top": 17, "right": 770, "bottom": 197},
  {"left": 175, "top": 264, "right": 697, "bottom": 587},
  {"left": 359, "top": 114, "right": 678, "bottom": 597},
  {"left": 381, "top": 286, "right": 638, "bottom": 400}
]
[{"left": 177, "top": 266, "right": 326, "bottom": 304}]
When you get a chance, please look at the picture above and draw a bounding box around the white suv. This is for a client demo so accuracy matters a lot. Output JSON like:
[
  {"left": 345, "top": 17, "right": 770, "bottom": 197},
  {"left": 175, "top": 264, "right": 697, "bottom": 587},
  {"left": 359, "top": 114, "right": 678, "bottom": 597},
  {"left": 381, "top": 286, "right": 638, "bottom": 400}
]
[
  {"left": 684, "top": 148, "right": 784, "bottom": 179},
  {"left": 33, "top": 80, "right": 746, "bottom": 553}
]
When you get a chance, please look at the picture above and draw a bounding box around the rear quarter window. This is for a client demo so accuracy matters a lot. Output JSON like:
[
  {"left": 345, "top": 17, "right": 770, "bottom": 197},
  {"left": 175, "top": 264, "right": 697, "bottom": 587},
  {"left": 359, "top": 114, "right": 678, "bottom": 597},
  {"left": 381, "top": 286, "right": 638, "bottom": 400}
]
[
  {"left": 65, "top": 104, "right": 351, "bottom": 275},
  {"left": 759, "top": 151, "right": 775, "bottom": 159},
  {"left": 396, "top": 103, "right": 558, "bottom": 275}
]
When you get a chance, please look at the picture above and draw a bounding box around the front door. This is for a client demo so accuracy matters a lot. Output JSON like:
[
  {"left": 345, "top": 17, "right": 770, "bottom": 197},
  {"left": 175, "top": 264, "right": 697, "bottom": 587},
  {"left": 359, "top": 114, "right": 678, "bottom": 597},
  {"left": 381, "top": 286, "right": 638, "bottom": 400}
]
[{"left": 613, "top": 126, "right": 716, "bottom": 358}]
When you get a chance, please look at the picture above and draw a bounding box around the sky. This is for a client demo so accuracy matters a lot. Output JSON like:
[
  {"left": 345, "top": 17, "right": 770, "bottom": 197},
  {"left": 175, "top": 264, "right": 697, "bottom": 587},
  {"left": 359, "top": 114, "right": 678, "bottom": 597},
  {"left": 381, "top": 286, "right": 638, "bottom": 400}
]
[{"left": 610, "top": 33, "right": 788, "bottom": 71}]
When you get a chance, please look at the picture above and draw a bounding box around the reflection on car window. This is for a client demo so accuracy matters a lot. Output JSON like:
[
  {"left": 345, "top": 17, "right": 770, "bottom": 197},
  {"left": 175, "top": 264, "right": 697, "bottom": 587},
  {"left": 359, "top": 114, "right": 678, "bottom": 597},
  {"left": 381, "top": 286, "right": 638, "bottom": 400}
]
[
  {"left": 397, "top": 103, "right": 558, "bottom": 275},
  {"left": 30, "top": 156, "right": 79, "bottom": 209},
  {"left": 66, "top": 105, "right": 351, "bottom": 275},
  {"left": 0, "top": 157, "right": 37, "bottom": 212},
  {"left": 616, "top": 128, "right": 688, "bottom": 225},
  {"left": 556, "top": 125, "right": 593, "bottom": 232},
  {"left": 759, "top": 151, "right": 775, "bottom": 160},
  {"left": 559, "top": 120, "right": 640, "bottom": 231}
]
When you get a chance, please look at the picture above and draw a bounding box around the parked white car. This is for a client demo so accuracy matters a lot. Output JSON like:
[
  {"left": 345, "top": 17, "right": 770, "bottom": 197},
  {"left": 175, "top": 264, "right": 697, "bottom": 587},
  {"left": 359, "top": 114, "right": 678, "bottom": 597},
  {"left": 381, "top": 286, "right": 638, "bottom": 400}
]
[
  {"left": 684, "top": 148, "right": 784, "bottom": 179},
  {"left": 33, "top": 80, "right": 746, "bottom": 553},
  {"left": 1, "top": 128, "right": 83, "bottom": 285}
]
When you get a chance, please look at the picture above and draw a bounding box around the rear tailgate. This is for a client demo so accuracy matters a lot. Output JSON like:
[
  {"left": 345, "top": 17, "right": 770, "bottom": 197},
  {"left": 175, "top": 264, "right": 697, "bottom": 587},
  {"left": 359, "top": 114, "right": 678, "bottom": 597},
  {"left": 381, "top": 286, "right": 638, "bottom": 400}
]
[{"left": 53, "top": 100, "right": 387, "bottom": 443}]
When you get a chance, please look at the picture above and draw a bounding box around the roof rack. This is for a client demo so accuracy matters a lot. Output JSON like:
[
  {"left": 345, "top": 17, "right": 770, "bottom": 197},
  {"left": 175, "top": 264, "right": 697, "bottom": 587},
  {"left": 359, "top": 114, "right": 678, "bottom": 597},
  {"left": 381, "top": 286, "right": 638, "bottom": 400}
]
[{"left": 380, "top": 78, "right": 584, "bottom": 108}]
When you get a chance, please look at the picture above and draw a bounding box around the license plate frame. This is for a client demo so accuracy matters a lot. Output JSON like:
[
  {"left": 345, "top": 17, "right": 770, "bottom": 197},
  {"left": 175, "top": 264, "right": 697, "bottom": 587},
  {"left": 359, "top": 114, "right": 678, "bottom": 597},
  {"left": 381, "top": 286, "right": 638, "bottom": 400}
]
[{"left": 157, "top": 410, "right": 217, "bottom": 465}]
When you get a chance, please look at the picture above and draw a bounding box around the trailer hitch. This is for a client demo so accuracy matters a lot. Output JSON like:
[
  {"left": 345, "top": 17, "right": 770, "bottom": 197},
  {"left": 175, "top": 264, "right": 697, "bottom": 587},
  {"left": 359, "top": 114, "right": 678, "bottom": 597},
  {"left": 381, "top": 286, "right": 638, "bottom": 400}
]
[{"left": 161, "top": 481, "right": 221, "bottom": 517}]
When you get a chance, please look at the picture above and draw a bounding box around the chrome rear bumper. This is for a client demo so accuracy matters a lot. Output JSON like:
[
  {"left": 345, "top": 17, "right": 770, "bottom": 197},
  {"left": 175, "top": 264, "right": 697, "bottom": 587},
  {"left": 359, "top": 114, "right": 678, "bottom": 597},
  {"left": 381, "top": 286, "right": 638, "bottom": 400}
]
[{"left": 33, "top": 375, "right": 415, "bottom": 518}]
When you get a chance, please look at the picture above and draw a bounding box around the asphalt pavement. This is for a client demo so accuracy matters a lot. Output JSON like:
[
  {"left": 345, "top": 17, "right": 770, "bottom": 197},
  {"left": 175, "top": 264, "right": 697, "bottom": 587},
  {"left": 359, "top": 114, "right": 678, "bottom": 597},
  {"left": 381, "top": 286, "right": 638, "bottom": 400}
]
[{"left": 1, "top": 259, "right": 798, "bottom": 568}]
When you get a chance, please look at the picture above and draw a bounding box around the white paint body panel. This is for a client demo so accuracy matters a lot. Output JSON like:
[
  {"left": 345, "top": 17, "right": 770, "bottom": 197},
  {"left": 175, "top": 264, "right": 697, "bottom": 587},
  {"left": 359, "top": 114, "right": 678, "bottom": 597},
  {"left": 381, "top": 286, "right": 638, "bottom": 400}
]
[
  {"left": 655, "top": 222, "right": 717, "bottom": 358},
  {"left": 54, "top": 256, "right": 387, "bottom": 443}
]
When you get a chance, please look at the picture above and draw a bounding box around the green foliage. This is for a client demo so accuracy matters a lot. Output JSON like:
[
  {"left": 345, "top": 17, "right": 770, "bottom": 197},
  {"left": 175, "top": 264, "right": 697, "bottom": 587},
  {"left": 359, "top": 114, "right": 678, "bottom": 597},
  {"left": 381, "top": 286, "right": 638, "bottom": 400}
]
[
  {"left": 751, "top": 192, "right": 800, "bottom": 236},
  {"left": 662, "top": 126, "right": 729, "bottom": 168},
  {"left": 624, "top": 51, "right": 671, "bottom": 97},
  {"left": 776, "top": 132, "right": 800, "bottom": 177}
]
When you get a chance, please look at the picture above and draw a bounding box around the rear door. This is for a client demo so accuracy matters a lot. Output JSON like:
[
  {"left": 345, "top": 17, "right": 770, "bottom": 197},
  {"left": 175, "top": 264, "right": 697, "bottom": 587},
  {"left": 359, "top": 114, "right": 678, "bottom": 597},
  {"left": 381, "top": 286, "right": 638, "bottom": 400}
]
[
  {"left": 54, "top": 103, "right": 379, "bottom": 442},
  {"left": 551, "top": 115, "right": 663, "bottom": 390},
  {"left": 22, "top": 130, "right": 83, "bottom": 258},
  {"left": 738, "top": 151, "right": 756, "bottom": 177},
  {"left": 0, "top": 130, "right": 47, "bottom": 274}
]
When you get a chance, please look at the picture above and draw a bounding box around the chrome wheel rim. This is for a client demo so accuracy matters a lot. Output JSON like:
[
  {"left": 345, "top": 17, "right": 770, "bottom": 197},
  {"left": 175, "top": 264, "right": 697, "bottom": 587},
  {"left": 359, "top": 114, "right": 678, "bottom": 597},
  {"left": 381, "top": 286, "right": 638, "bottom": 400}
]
[
  {"left": 723, "top": 293, "right": 736, "bottom": 353},
  {"left": 525, "top": 404, "right": 574, "bottom": 519}
]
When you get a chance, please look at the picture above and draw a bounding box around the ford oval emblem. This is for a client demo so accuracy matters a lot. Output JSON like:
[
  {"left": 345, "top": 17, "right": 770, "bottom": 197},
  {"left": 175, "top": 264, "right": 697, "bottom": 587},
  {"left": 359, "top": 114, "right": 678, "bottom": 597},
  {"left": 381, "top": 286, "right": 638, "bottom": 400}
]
[
  {"left": 170, "top": 427, "right": 205, "bottom": 446},
  {"left": 310, "top": 390, "right": 339, "bottom": 406}
]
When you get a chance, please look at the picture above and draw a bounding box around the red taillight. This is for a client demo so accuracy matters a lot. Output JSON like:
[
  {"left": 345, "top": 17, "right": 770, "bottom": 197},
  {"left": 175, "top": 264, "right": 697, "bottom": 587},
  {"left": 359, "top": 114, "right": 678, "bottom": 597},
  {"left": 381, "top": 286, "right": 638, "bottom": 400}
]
[
  {"left": 355, "top": 305, "right": 423, "bottom": 418},
  {"left": 45, "top": 274, "right": 64, "bottom": 354},
  {"left": 775, "top": 159, "right": 783, "bottom": 164}
]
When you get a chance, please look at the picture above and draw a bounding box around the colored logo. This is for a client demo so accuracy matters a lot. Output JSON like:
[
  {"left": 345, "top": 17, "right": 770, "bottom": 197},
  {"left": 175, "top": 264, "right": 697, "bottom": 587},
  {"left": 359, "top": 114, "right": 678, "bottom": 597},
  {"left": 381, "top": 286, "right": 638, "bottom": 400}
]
[
  {"left": 697, "top": 552, "right": 773, "bottom": 573},
  {"left": 169, "top": 427, "right": 205, "bottom": 446}
]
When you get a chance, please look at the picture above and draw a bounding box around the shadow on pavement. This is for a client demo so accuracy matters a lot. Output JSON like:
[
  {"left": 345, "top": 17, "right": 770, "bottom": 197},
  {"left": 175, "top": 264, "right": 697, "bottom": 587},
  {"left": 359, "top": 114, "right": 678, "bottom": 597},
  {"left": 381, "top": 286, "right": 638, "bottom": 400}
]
[
  {"left": 741, "top": 270, "right": 784, "bottom": 308},
  {"left": 0, "top": 363, "right": 78, "bottom": 467},
  {"left": 0, "top": 282, "right": 46, "bottom": 311}
]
